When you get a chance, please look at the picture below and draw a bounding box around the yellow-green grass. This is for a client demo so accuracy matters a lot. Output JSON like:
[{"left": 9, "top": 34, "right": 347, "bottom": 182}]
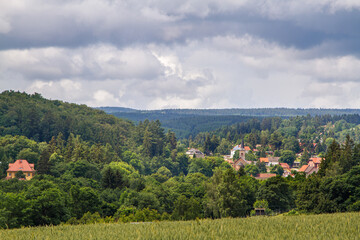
[{"left": 1, "top": 212, "right": 360, "bottom": 240}]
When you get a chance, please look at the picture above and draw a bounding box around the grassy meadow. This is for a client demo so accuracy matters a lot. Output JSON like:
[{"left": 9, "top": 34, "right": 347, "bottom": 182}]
[{"left": 1, "top": 212, "right": 359, "bottom": 240}]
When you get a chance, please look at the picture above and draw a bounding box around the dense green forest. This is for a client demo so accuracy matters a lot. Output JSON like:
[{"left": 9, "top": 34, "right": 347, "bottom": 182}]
[
  {"left": 2, "top": 91, "right": 360, "bottom": 229},
  {"left": 100, "top": 107, "right": 360, "bottom": 138}
]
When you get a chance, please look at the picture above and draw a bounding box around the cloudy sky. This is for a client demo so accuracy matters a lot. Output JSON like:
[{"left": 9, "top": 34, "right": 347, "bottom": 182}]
[{"left": 1, "top": 0, "right": 360, "bottom": 109}]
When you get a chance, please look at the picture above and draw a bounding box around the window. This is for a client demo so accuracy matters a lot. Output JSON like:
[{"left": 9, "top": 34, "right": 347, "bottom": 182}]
[{"left": 28, "top": 173, "right": 30, "bottom": 177}]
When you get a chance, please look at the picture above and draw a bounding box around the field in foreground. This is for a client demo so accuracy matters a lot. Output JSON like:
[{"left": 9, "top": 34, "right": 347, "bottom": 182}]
[{"left": 1, "top": 212, "right": 359, "bottom": 240}]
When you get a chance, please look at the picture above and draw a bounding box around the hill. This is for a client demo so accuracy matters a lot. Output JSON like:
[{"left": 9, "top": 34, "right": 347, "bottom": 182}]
[
  {"left": 99, "top": 107, "right": 360, "bottom": 138},
  {"left": 0, "top": 91, "right": 135, "bottom": 151}
]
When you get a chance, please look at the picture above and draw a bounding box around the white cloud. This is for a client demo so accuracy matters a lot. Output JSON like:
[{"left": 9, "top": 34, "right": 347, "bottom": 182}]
[{"left": 1, "top": 0, "right": 360, "bottom": 109}]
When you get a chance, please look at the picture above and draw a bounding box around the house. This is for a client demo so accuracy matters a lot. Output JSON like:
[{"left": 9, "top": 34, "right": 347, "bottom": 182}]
[
  {"left": 186, "top": 148, "right": 205, "bottom": 158},
  {"left": 279, "top": 163, "right": 290, "bottom": 170},
  {"left": 309, "top": 157, "right": 322, "bottom": 168},
  {"left": 298, "top": 158, "right": 322, "bottom": 176},
  {"left": 260, "top": 157, "right": 280, "bottom": 167},
  {"left": 292, "top": 160, "right": 301, "bottom": 168},
  {"left": 254, "top": 173, "right": 277, "bottom": 180},
  {"left": 6, "top": 159, "right": 36, "bottom": 180},
  {"left": 224, "top": 154, "right": 250, "bottom": 171}
]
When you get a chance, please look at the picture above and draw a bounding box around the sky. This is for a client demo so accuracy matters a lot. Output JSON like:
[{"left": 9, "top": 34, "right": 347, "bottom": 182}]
[{"left": 1, "top": 0, "right": 360, "bottom": 109}]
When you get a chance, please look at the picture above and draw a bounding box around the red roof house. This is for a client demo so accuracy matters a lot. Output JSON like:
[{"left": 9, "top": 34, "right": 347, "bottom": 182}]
[
  {"left": 254, "top": 173, "right": 277, "bottom": 180},
  {"left": 6, "top": 159, "right": 36, "bottom": 180}
]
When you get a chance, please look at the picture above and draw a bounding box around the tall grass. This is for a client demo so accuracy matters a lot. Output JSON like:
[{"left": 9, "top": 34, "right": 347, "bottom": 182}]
[{"left": 1, "top": 212, "right": 359, "bottom": 240}]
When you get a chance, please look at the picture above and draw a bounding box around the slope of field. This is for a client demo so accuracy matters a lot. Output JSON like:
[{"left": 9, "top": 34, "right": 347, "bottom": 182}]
[{"left": 1, "top": 212, "right": 359, "bottom": 240}]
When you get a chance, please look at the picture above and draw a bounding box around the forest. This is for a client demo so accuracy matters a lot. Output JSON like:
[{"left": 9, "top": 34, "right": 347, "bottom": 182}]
[
  {"left": 100, "top": 106, "right": 360, "bottom": 138},
  {"left": 1, "top": 91, "right": 360, "bottom": 229}
]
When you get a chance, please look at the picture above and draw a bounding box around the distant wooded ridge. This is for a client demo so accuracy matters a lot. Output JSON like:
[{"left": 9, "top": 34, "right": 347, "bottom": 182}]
[
  {"left": 98, "top": 107, "right": 360, "bottom": 138},
  {"left": 98, "top": 107, "right": 360, "bottom": 116}
]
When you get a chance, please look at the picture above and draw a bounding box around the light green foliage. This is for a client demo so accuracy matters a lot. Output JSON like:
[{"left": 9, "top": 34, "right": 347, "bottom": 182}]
[{"left": 2, "top": 213, "right": 360, "bottom": 239}]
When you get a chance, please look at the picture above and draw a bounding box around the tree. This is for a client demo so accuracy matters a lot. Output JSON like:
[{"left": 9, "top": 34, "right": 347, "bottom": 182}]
[
  {"left": 101, "top": 166, "right": 129, "bottom": 189},
  {"left": 69, "top": 186, "right": 102, "bottom": 219},
  {"left": 245, "top": 164, "right": 259, "bottom": 176},
  {"left": 15, "top": 171, "right": 25, "bottom": 179},
  {"left": 270, "top": 165, "right": 284, "bottom": 176},
  {"left": 256, "top": 161, "right": 267, "bottom": 173},
  {"left": 269, "top": 132, "right": 282, "bottom": 150},
  {"left": 257, "top": 176, "right": 293, "bottom": 212},
  {"left": 280, "top": 150, "right": 296, "bottom": 166}
]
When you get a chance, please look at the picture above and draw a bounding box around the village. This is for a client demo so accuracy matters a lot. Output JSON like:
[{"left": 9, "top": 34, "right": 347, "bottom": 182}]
[{"left": 186, "top": 141, "right": 322, "bottom": 180}]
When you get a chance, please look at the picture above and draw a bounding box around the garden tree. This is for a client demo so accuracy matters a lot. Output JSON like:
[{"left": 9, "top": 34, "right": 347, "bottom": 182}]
[
  {"left": 15, "top": 171, "right": 25, "bottom": 179},
  {"left": 245, "top": 164, "right": 259, "bottom": 176},
  {"left": 280, "top": 150, "right": 296, "bottom": 166},
  {"left": 300, "top": 148, "right": 310, "bottom": 166},
  {"left": 270, "top": 165, "right": 284, "bottom": 176},
  {"left": 69, "top": 186, "right": 102, "bottom": 218},
  {"left": 256, "top": 161, "right": 267, "bottom": 173},
  {"left": 245, "top": 151, "right": 257, "bottom": 161},
  {"left": 233, "top": 150, "right": 240, "bottom": 160},
  {"left": 257, "top": 176, "right": 293, "bottom": 212}
]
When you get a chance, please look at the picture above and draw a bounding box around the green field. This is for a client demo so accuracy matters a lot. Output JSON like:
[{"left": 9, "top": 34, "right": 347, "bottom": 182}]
[{"left": 1, "top": 212, "right": 359, "bottom": 240}]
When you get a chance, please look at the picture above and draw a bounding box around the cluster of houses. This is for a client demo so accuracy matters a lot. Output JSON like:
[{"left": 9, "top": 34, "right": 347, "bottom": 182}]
[{"left": 186, "top": 143, "right": 322, "bottom": 180}]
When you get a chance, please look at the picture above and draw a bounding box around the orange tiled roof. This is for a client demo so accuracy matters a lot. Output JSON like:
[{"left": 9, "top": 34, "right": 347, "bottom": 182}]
[
  {"left": 244, "top": 146, "right": 251, "bottom": 151},
  {"left": 298, "top": 164, "right": 308, "bottom": 172},
  {"left": 260, "top": 158, "right": 269, "bottom": 163},
  {"left": 255, "top": 173, "right": 276, "bottom": 180},
  {"left": 7, "top": 159, "right": 35, "bottom": 172},
  {"left": 280, "top": 163, "right": 290, "bottom": 169},
  {"left": 310, "top": 157, "right": 322, "bottom": 164}
]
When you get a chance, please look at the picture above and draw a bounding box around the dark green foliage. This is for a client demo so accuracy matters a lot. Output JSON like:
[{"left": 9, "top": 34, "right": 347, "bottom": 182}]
[
  {"left": 101, "top": 166, "right": 129, "bottom": 189},
  {"left": 15, "top": 171, "right": 25, "bottom": 179},
  {"left": 257, "top": 176, "right": 293, "bottom": 212},
  {"left": 280, "top": 150, "right": 296, "bottom": 166}
]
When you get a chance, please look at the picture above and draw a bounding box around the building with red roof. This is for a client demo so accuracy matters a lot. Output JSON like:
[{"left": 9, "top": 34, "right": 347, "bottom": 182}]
[
  {"left": 6, "top": 159, "right": 36, "bottom": 180},
  {"left": 254, "top": 173, "right": 277, "bottom": 180}
]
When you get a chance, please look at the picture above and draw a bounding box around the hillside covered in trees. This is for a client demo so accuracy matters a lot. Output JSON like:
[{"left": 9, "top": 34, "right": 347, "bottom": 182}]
[
  {"left": 1, "top": 91, "right": 360, "bottom": 229},
  {"left": 100, "top": 107, "right": 360, "bottom": 138}
]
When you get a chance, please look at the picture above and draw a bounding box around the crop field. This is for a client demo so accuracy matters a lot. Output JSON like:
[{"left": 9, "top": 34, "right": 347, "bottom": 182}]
[{"left": 0, "top": 212, "right": 359, "bottom": 240}]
